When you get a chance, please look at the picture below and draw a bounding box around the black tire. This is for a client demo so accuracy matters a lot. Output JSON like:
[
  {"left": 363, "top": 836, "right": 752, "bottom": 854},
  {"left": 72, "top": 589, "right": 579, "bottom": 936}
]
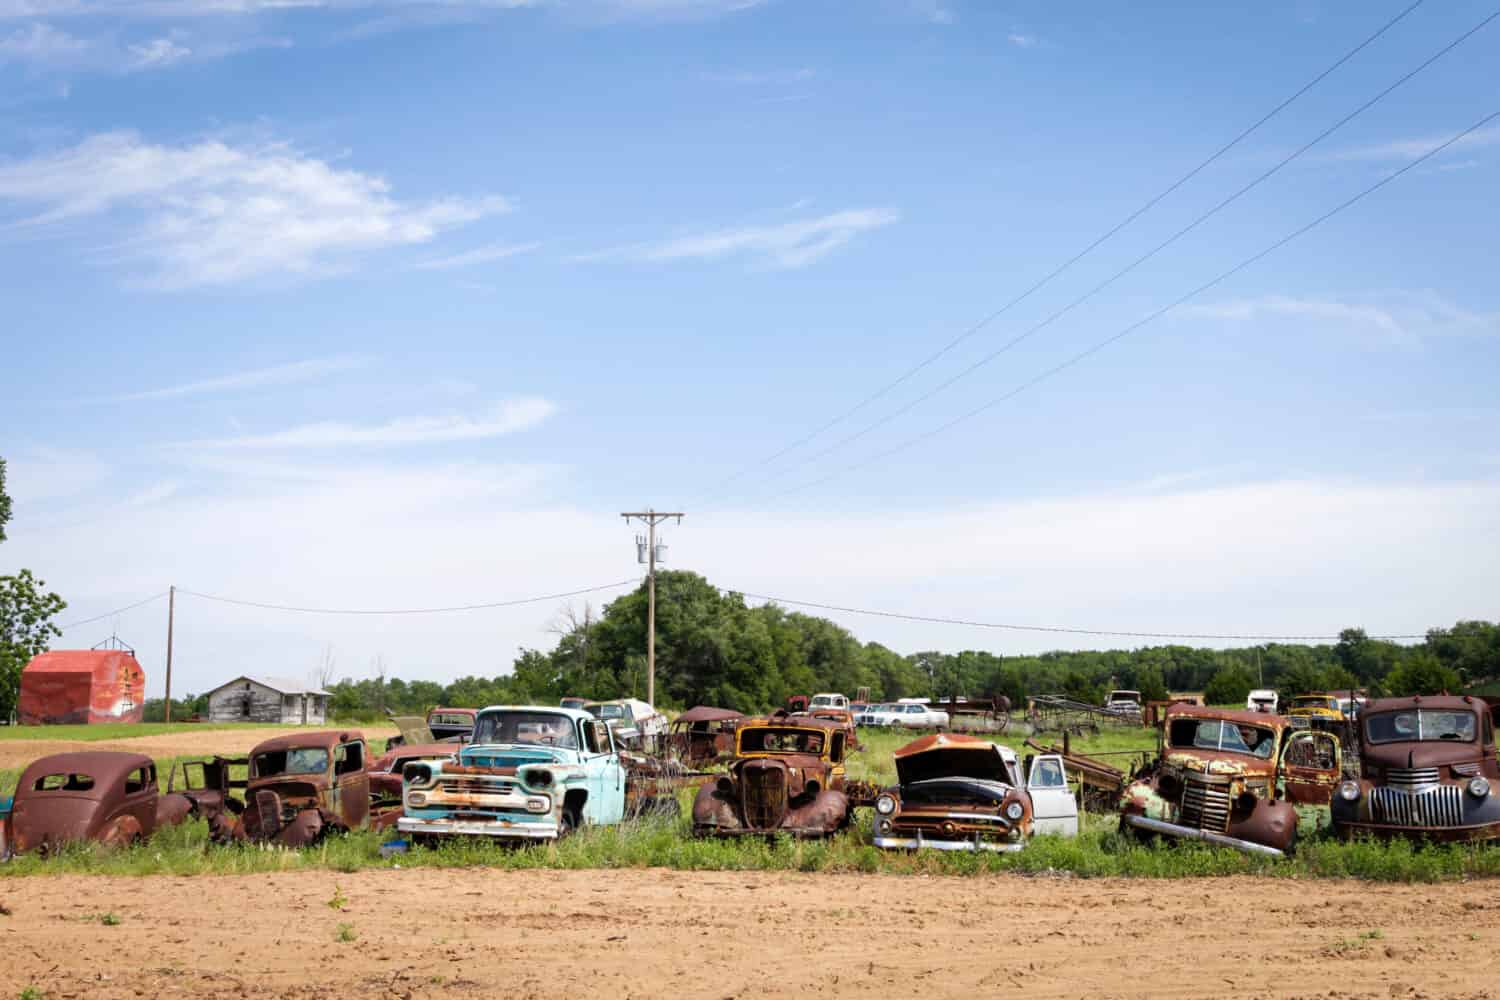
[{"left": 558, "top": 808, "right": 579, "bottom": 838}]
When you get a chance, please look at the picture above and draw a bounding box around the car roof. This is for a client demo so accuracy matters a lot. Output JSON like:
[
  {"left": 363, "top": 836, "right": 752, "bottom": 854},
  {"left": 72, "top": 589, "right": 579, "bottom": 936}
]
[
  {"left": 1362, "top": 695, "right": 1483, "bottom": 714},
  {"left": 1164, "top": 704, "right": 1287, "bottom": 728},
  {"left": 477, "top": 704, "right": 595, "bottom": 723},
  {"left": 18, "top": 750, "right": 155, "bottom": 795}
]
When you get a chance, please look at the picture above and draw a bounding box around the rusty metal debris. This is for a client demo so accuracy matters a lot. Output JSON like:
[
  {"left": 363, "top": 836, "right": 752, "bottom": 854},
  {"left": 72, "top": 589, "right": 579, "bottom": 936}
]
[{"left": 1331, "top": 694, "right": 1500, "bottom": 844}]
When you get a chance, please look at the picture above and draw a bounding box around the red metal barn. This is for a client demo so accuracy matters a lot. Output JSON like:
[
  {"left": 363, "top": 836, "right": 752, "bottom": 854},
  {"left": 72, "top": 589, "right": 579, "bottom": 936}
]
[{"left": 18, "top": 650, "right": 146, "bottom": 725}]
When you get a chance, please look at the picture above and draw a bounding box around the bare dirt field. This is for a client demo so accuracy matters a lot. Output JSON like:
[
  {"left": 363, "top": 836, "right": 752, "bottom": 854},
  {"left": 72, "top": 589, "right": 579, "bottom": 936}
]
[
  {"left": 2, "top": 868, "right": 1497, "bottom": 999},
  {"left": 0, "top": 724, "right": 398, "bottom": 772}
]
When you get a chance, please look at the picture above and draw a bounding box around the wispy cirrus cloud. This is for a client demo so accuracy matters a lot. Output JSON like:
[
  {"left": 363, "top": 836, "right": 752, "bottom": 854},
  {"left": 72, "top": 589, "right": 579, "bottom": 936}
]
[
  {"left": 1323, "top": 126, "right": 1500, "bottom": 163},
  {"left": 414, "top": 240, "right": 539, "bottom": 271},
  {"left": 172, "top": 397, "right": 557, "bottom": 449},
  {"left": 0, "top": 131, "right": 508, "bottom": 288},
  {"left": 1179, "top": 290, "right": 1500, "bottom": 344},
  {"left": 576, "top": 208, "right": 899, "bottom": 270},
  {"left": 104, "top": 356, "right": 370, "bottom": 403}
]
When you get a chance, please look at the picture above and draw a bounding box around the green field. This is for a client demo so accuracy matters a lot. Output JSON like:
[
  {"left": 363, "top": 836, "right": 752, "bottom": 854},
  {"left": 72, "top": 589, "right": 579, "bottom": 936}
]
[
  {"left": 4, "top": 722, "right": 1499, "bottom": 882},
  {"left": 0, "top": 722, "right": 298, "bottom": 742}
]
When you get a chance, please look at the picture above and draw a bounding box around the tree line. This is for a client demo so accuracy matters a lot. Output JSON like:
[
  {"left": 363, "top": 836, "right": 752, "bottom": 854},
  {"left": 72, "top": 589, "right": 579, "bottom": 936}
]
[{"left": 150, "top": 570, "right": 1500, "bottom": 721}]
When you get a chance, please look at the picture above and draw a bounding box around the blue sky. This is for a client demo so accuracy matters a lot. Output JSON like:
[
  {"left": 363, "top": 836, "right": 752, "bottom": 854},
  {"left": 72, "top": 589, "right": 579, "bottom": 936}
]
[{"left": 2, "top": 1, "right": 1497, "bottom": 697}]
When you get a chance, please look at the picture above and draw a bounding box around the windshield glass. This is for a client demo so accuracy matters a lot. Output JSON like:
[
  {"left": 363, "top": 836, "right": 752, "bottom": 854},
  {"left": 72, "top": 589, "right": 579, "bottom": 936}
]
[
  {"left": 586, "top": 704, "right": 627, "bottom": 721},
  {"left": 1167, "top": 719, "right": 1276, "bottom": 759},
  {"left": 472, "top": 711, "right": 580, "bottom": 749},
  {"left": 739, "top": 727, "right": 825, "bottom": 755},
  {"left": 1365, "top": 709, "right": 1477, "bottom": 744},
  {"left": 429, "top": 712, "right": 471, "bottom": 726},
  {"left": 1293, "top": 697, "right": 1337, "bottom": 711},
  {"left": 810, "top": 695, "right": 839, "bottom": 707},
  {"left": 253, "top": 748, "right": 329, "bottom": 777}
]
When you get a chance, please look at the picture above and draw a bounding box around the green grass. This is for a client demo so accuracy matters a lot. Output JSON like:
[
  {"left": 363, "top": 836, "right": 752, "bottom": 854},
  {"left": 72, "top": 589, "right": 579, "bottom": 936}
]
[{"left": 0, "top": 722, "right": 296, "bottom": 742}]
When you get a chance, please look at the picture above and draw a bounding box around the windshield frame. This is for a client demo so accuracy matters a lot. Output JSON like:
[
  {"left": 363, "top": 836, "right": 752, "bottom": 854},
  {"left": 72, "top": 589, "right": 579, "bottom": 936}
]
[
  {"left": 737, "top": 726, "right": 827, "bottom": 757},
  {"left": 471, "top": 710, "right": 581, "bottom": 750},
  {"left": 1364, "top": 708, "right": 1478, "bottom": 745},
  {"left": 251, "top": 747, "right": 330, "bottom": 779},
  {"left": 1166, "top": 718, "right": 1276, "bottom": 759}
]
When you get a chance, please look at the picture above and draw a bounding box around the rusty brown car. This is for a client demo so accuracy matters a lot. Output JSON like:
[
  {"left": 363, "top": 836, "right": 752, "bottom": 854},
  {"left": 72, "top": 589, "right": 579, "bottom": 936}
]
[
  {"left": 3, "top": 751, "right": 198, "bottom": 858},
  {"left": 220, "top": 730, "right": 397, "bottom": 847},
  {"left": 1119, "top": 704, "right": 1339, "bottom": 856},
  {"left": 367, "top": 742, "right": 459, "bottom": 800},
  {"left": 692, "top": 713, "right": 854, "bottom": 838},
  {"left": 1331, "top": 694, "right": 1500, "bottom": 843},
  {"left": 668, "top": 705, "right": 743, "bottom": 766}
]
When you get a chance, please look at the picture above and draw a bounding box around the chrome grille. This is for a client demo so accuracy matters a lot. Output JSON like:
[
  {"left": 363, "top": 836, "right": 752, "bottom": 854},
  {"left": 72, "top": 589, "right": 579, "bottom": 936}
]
[
  {"left": 1179, "top": 775, "right": 1231, "bottom": 833},
  {"left": 1370, "top": 784, "right": 1464, "bottom": 827},
  {"left": 1385, "top": 767, "right": 1441, "bottom": 790},
  {"left": 438, "top": 776, "right": 512, "bottom": 794}
]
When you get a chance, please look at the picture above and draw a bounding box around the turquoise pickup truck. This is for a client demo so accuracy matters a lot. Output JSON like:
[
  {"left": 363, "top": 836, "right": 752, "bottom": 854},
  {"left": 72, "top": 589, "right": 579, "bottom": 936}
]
[{"left": 397, "top": 705, "right": 672, "bottom": 842}]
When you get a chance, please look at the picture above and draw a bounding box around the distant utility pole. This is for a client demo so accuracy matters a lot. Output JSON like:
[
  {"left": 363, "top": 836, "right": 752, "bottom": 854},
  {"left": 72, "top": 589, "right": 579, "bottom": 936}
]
[
  {"left": 164, "top": 585, "right": 176, "bottom": 724},
  {"left": 619, "top": 508, "right": 683, "bottom": 707}
]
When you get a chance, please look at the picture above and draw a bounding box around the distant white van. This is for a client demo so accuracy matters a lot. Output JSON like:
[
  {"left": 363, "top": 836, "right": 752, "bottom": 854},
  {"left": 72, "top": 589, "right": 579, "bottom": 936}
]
[{"left": 1246, "top": 689, "right": 1279, "bottom": 713}]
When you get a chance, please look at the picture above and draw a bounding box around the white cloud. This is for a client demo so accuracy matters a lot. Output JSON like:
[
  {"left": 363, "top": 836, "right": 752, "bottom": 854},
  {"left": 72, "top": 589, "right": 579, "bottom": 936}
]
[
  {"left": 0, "top": 20, "right": 87, "bottom": 64},
  {"left": 578, "top": 208, "right": 900, "bottom": 270},
  {"left": 127, "top": 35, "right": 189, "bottom": 67},
  {"left": 1178, "top": 291, "right": 1500, "bottom": 344},
  {"left": 0, "top": 131, "right": 508, "bottom": 287},
  {"left": 1325, "top": 126, "right": 1500, "bottom": 163},
  {"left": 9, "top": 475, "right": 1498, "bottom": 696},
  {"left": 172, "top": 397, "right": 557, "bottom": 449},
  {"left": 103, "top": 356, "right": 369, "bottom": 402},
  {"left": 414, "top": 239, "right": 539, "bottom": 271}
]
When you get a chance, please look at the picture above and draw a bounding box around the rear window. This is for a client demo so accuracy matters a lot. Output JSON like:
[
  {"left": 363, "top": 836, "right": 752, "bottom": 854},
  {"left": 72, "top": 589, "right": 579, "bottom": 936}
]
[{"left": 34, "top": 773, "right": 95, "bottom": 792}]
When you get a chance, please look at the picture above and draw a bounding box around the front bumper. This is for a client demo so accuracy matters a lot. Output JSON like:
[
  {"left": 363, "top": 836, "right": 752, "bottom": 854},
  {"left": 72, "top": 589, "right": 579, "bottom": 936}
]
[
  {"left": 1122, "top": 813, "right": 1285, "bottom": 858},
  {"left": 874, "top": 832, "right": 1023, "bottom": 852},
  {"left": 1333, "top": 818, "right": 1500, "bottom": 844},
  {"left": 397, "top": 816, "right": 559, "bottom": 841},
  {"left": 693, "top": 824, "right": 838, "bottom": 839}
]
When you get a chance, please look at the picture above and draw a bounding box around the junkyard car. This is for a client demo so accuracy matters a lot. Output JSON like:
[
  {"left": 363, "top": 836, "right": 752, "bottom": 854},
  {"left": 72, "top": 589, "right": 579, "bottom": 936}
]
[
  {"left": 584, "top": 698, "right": 668, "bottom": 752},
  {"left": 692, "top": 714, "right": 855, "bottom": 838},
  {"left": 872, "top": 734, "right": 1077, "bottom": 851},
  {"left": 4, "top": 751, "right": 198, "bottom": 858},
  {"left": 223, "top": 730, "right": 395, "bottom": 847},
  {"left": 1286, "top": 693, "right": 1346, "bottom": 731},
  {"left": 809, "top": 692, "right": 849, "bottom": 710},
  {"left": 367, "top": 742, "right": 459, "bottom": 800},
  {"left": 891, "top": 701, "right": 950, "bottom": 729},
  {"left": 1120, "top": 705, "right": 1339, "bottom": 856},
  {"left": 399, "top": 705, "right": 677, "bottom": 843},
  {"left": 1331, "top": 695, "right": 1500, "bottom": 843},
  {"left": 854, "top": 703, "right": 901, "bottom": 727},
  {"left": 668, "top": 705, "right": 743, "bottom": 766}
]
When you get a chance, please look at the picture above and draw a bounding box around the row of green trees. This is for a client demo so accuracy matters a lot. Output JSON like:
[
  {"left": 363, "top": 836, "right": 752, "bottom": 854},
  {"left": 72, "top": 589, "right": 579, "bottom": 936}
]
[
  {"left": 243, "top": 570, "right": 1496, "bottom": 720},
  {"left": 0, "top": 457, "right": 69, "bottom": 719}
]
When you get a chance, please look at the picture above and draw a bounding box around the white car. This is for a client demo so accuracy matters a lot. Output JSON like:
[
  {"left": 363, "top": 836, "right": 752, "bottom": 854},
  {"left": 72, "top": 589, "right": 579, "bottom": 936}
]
[
  {"left": 892, "top": 702, "right": 949, "bottom": 729},
  {"left": 584, "top": 698, "right": 668, "bottom": 751},
  {"left": 809, "top": 692, "right": 849, "bottom": 711},
  {"left": 855, "top": 703, "right": 901, "bottom": 727},
  {"left": 1246, "top": 689, "right": 1279, "bottom": 713}
]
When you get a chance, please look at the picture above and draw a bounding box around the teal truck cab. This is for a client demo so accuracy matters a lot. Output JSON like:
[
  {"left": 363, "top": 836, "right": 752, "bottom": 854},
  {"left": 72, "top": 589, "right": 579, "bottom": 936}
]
[{"left": 397, "top": 705, "right": 666, "bottom": 842}]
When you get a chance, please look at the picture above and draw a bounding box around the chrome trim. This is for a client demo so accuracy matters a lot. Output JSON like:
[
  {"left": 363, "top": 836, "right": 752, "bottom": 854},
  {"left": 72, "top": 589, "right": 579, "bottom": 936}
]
[
  {"left": 1370, "top": 783, "right": 1464, "bottom": 827},
  {"left": 1122, "top": 814, "right": 1285, "bottom": 858}
]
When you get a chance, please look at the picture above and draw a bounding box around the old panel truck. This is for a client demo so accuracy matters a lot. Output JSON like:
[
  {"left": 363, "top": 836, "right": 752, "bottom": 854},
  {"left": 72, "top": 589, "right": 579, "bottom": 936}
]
[{"left": 397, "top": 705, "right": 678, "bottom": 843}]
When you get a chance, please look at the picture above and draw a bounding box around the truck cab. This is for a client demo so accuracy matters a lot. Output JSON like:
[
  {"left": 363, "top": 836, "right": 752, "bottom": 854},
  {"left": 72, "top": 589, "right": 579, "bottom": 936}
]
[
  {"left": 809, "top": 693, "right": 849, "bottom": 711},
  {"left": 398, "top": 706, "right": 624, "bottom": 842}
]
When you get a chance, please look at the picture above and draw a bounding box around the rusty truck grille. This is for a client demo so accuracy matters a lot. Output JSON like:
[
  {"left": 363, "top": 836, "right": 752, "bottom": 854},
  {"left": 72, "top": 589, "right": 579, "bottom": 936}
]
[
  {"left": 439, "top": 776, "right": 512, "bottom": 795},
  {"left": 1384, "top": 767, "right": 1441, "bottom": 790},
  {"left": 1179, "top": 775, "right": 1231, "bottom": 833},
  {"left": 741, "top": 768, "right": 787, "bottom": 829},
  {"left": 1371, "top": 784, "right": 1464, "bottom": 827}
]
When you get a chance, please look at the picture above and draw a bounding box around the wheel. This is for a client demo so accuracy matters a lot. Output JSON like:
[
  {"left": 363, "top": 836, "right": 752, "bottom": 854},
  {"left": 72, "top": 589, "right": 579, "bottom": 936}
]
[{"left": 558, "top": 808, "right": 579, "bottom": 838}]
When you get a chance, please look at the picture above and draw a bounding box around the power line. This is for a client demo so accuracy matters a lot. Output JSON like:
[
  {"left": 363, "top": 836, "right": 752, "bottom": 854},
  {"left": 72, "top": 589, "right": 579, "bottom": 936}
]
[
  {"left": 176, "top": 579, "right": 639, "bottom": 616},
  {"left": 738, "top": 590, "right": 1428, "bottom": 642},
  {"left": 724, "top": 5, "right": 1498, "bottom": 504},
  {"left": 750, "top": 106, "right": 1500, "bottom": 504},
  {"left": 695, "top": 0, "right": 1430, "bottom": 504},
  {"left": 56, "top": 591, "right": 170, "bottom": 632}
]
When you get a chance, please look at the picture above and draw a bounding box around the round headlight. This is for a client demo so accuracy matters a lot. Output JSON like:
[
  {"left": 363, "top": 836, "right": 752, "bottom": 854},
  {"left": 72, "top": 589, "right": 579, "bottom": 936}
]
[
  {"left": 1004, "top": 801, "right": 1024, "bottom": 821},
  {"left": 1468, "top": 777, "right": 1490, "bottom": 799},
  {"left": 875, "top": 794, "right": 897, "bottom": 815},
  {"left": 1338, "top": 780, "right": 1361, "bottom": 802},
  {"left": 405, "top": 763, "right": 433, "bottom": 787}
]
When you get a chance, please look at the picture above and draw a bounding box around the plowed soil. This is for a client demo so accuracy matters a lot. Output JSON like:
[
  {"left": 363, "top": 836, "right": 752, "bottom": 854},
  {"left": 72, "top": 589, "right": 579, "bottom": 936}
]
[
  {"left": 2, "top": 868, "right": 1497, "bottom": 999},
  {"left": 0, "top": 725, "right": 398, "bottom": 772}
]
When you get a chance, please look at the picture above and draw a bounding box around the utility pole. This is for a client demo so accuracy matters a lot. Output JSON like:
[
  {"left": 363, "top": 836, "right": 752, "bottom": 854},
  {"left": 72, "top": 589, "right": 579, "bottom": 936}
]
[
  {"left": 619, "top": 509, "right": 683, "bottom": 707},
  {"left": 164, "top": 585, "right": 176, "bottom": 724}
]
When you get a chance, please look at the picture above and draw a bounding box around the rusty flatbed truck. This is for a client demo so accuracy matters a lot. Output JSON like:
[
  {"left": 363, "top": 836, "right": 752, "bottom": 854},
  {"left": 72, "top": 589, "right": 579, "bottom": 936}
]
[
  {"left": 1120, "top": 704, "right": 1340, "bottom": 857},
  {"left": 1331, "top": 694, "right": 1500, "bottom": 843},
  {"left": 398, "top": 705, "right": 679, "bottom": 842}
]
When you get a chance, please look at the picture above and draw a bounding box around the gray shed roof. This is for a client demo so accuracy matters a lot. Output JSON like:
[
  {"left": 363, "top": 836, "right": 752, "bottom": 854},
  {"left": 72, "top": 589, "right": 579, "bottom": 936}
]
[{"left": 212, "top": 675, "right": 331, "bottom": 697}]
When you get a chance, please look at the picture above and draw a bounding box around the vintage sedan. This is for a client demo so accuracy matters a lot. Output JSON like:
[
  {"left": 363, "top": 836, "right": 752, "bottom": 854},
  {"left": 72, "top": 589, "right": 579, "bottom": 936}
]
[
  {"left": 1332, "top": 695, "right": 1500, "bottom": 843},
  {"left": 871, "top": 734, "right": 1077, "bottom": 851},
  {"left": 4, "top": 751, "right": 198, "bottom": 858},
  {"left": 692, "top": 715, "right": 855, "bottom": 838}
]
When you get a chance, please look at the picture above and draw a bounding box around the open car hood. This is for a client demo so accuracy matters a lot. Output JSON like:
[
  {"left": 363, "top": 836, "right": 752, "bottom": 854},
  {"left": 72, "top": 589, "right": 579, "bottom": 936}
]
[{"left": 895, "top": 745, "right": 1011, "bottom": 786}]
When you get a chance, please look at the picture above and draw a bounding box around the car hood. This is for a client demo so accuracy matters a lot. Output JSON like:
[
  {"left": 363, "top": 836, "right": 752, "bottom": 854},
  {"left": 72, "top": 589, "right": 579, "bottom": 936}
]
[
  {"left": 899, "top": 776, "right": 1014, "bottom": 806},
  {"left": 459, "top": 745, "right": 574, "bottom": 768},
  {"left": 895, "top": 746, "right": 1010, "bottom": 786},
  {"left": 1164, "top": 749, "right": 1275, "bottom": 778}
]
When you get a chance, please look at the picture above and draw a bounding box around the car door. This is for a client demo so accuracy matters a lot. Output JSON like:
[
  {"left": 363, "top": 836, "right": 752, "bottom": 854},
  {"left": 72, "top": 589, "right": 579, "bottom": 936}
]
[
  {"left": 333, "top": 741, "right": 370, "bottom": 829},
  {"left": 1279, "top": 730, "right": 1341, "bottom": 805},
  {"left": 1026, "top": 754, "right": 1078, "bottom": 837},
  {"left": 582, "top": 719, "right": 625, "bottom": 825}
]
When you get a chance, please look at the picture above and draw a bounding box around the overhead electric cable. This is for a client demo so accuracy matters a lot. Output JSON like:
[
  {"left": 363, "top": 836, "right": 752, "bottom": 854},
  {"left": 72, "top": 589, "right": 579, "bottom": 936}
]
[
  {"left": 56, "top": 591, "right": 170, "bottom": 632},
  {"left": 750, "top": 107, "right": 1500, "bottom": 504},
  {"left": 176, "top": 579, "right": 639, "bottom": 616},
  {"left": 695, "top": 0, "right": 1429, "bottom": 504},
  {"left": 739, "top": 591, "right": 1428, "bottom": 642},
  {"left": 724, "top": 5, "right": 1498, "bottom": 501}
]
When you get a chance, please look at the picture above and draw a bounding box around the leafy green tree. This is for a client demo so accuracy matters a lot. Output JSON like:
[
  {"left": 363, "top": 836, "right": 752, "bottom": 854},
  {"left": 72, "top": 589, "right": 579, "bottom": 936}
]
[
  {"left": 0, "top": 456, "right": 11, "bottom": 544},
  {"left": 1135, "top": 663, "right": 1169, "bottom": 703},
  {"left": 0, "top": 570, "right": 68, "bottom": 717},
  {"left": 1380, "top": 650, "right": 1462, "bottom": 697},
  {"left": 1204, "top": 662, "right": 1256, "bottom": 707}
]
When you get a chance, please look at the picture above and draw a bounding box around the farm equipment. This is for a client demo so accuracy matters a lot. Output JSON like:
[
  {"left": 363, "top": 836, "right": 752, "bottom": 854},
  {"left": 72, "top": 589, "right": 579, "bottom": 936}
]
[{"left": 1024, "top": 737, "right": 1146, "bottom": 813}]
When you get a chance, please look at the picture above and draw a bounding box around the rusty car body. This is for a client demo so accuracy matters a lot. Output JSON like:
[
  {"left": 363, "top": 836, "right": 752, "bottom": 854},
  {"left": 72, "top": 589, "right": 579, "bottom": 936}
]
[
  {"left": 367, "top": 742, "right": 460, "bottom": 800},
  {"left": 872, "top": 734, "right": 1077, "bottom": 852},
  {"left": 426, "top": 707, "right": 477, "bottom": 742},
  {"left": 1331, "top": 694, "right": 1500, "bottom": 843},
  {"left": 399, "top": 705, "right": 679, "bottom": 843},
  {"left": 3, "top": 751, "right": 199, "bottom": 858},
  {"left": 668, "top": 705, "right": 743, "bottom": 766},
  {"left": 218, "top": 730, "right": 397, "bottom": 847},
  {"left": 692, "top": 714, "right": 854, "bottom": 838},
  {"left": 1119, "top": 705, "right": 1340, "bottom": 856}
]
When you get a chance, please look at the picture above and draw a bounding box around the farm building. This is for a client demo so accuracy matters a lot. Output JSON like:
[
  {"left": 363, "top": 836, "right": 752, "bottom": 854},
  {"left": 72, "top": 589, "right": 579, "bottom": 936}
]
[
  {"left": 18, "top": 649, "right": 146, "bottom": 725},
  {"left": 205, "top": 676, "right": 330, "bottom": 725}
]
